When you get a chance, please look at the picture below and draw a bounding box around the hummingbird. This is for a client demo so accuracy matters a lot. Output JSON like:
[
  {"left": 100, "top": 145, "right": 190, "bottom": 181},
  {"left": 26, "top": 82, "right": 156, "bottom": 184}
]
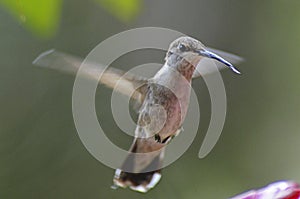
[{"left": 33, "top": 36, "right": 242, "bottom": 193}]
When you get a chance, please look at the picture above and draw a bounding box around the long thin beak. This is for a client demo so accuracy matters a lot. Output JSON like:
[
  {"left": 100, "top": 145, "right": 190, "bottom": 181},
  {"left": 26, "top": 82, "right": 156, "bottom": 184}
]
[{"left": 197, "top": 49, "right": 241, "bottom": 74}]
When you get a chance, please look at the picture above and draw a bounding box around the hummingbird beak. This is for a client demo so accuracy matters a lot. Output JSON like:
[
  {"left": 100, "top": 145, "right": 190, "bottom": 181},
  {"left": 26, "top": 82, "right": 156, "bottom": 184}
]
[{"left": 197, "top": 49, "right": 241, "bottom": 74}]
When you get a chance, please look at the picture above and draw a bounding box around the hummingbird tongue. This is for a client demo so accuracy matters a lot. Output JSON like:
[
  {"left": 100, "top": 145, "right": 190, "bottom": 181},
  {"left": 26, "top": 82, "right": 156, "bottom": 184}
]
[{"left": 197, "top": 49, "right": 241, "bottom": 74}]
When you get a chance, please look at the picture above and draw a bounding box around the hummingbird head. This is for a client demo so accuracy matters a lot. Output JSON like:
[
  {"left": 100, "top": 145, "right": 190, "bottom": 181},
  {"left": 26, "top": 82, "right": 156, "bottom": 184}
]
[{"left": 166, "top": 36, "right": 241, "bottom": 74}]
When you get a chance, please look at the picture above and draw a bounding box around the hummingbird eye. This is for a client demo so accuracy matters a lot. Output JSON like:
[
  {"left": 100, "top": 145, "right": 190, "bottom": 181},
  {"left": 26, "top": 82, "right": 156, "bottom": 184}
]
[{"left": 178, "top": 44, "right": 188, "bottom": 52}]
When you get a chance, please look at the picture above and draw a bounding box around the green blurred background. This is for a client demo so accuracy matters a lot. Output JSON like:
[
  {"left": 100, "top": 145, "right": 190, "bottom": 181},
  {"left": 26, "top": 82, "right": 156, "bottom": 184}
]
[{"left": 1, "top": 0, "right": 300, "bottom": 198}]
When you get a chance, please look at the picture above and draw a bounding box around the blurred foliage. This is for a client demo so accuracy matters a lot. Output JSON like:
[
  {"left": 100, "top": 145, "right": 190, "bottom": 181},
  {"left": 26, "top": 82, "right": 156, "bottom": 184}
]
[
  {"left": 0, "top": 0, "right": 62, "bottom": 38},
  {"left": 95, "top": 0, "right": 141, "bottom": 22},
  {"left": 0, "top": 0, "right": 141, "bottom": 38}
]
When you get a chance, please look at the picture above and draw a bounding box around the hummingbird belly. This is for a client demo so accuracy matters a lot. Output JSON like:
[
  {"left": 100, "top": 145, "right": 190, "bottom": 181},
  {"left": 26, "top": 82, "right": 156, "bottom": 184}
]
[{"left": 137, "top": 82, "right": 191, "bottom": 143}]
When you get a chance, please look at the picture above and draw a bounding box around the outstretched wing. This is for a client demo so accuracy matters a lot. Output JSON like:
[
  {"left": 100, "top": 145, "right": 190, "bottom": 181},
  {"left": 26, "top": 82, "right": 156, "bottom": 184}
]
[
  {"left": 33, "top": 50, "right": 148, "bottom": 103},
  {"left": 193, "top": 47, "right": 244, "bottom": 78}
]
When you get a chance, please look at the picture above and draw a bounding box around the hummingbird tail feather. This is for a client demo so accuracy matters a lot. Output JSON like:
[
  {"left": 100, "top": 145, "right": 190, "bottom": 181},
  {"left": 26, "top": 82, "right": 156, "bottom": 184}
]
[
  {"left": 113, "top": 139, "right": 165, "bottom": 193},
  {"left": 113, "top": 169, "right": 162, "bottom": 193}
]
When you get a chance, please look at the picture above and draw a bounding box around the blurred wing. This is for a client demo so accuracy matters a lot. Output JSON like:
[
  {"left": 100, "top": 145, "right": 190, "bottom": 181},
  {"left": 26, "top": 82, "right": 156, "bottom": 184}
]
[
  {"left": 193, "top": 47, "right": 244, "bottom": 78},
  {"left": 33, "top": 50, "right": 148, "bottom": 103}
]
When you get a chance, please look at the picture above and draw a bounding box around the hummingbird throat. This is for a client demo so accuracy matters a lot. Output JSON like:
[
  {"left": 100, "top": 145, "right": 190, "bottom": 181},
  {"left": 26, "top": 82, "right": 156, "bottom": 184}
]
[{"left": 166, "top": 53, "right": 197, "bottom": 81}]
